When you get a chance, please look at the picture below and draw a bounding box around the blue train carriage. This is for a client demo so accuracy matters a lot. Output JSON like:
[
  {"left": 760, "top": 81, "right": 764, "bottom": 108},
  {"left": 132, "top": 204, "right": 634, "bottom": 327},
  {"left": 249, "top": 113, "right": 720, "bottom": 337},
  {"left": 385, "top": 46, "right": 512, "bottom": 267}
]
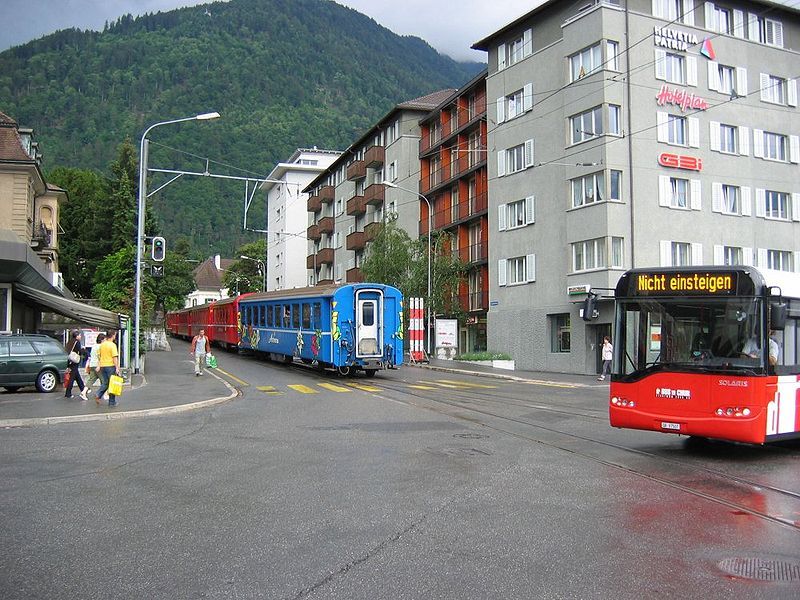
[{"left": 237, "top": 283, "right": 404, "bottom": 376}]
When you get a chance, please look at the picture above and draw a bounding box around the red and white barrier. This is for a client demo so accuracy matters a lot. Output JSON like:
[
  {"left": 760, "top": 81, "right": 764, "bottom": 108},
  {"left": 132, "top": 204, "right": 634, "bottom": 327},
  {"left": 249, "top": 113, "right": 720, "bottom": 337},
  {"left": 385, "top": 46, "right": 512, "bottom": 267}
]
[{"left": 409, "top": 297, "right": 425, "bottom": 362}]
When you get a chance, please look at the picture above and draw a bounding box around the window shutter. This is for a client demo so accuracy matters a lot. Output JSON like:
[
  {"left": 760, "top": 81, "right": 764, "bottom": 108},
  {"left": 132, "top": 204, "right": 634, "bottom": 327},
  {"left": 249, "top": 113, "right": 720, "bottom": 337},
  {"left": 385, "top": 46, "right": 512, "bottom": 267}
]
[
  {"left": 707, "top": 62, "right": 719, "bottom": 92},
  {"left": 757, "top": 248, "right": 768, "bottom": 267},
  {"left": 690, "top": 179, "right": 702, "bottom": 210},
  {"left": 652, "top": 0, "right": 659, "bottom": 18},
  {"left": 753, "top": 129, "right": 764, "bottom": 158},
  {"left": 788, "top": 79, "right": 798, "bottom": 107},
  {"left": 523, "top": 83, "right": 533, "bottom": 112},
  {"left": 658, "top": 176, "right": 671, "bottom": 207},
  {"left": 743, "top": 247, "right": 754, "bottom": 266},
  {"left": 792, "top": 193, "right": 800, "bottom": 222},
  {"left": 686, "top": 56, "right": 698, "bottom": 87},
  {"left": 688, "top": 117, "right": 700, "bottom": 148},
  {"left": 713, "top": 245, "right": 725, "bottom": 265},
  {"left": 497, "top": 151, "right": 506, "bottom": 177},
  {"left": 497, "top": 43, "right": 506, "bottom": 71},
  {"left": 733, "top": 9, "right": 745, "bottom": 37},
  {"left": 691, "top": 243, "right": 703, "bottom": 266},
  {"left": 741, "top": 187, "right": 752, "bottom": 216},
  {"left": 524, "top": 139, "right": 535, "bottom": 168},
  {"left": 704, "top": 2, "right": 715, "bottom": 31},
  {"left": 794, "top": 252, "right": 800, "bottom": 273},
  {"left": 711, "top": 182, "right": 723, "bottom": 212},
  {"left": 739, "top": 126, "right": 750, "bottom": 156},
  {"left": 498, "top": 204, "right": 507, "bottom": 231},
  {"left": 755, "top": 188, "right": 766, "bottom": 217},
  {"left": 660, "top": 241, "right": 672, "bottom": 267},
  {"left": 683, "top": 0, "right": 695, "bottom": 25},
  {"left": 496, "top": 97, "right": 505, "bottom": 124},
  {"left": 709, "top": 121, "right": 721, "bottom": 151},
  {"left": 767, "top": 20, "right": 784, "bottom": 48},
  {"left": 789, "top": 135, "right": 800, "bottom": 164},
  {"left": 654, "top": 49, "right": 666, "bottom": 80},
  {"left": 525, "top": 253, "right": 536, "bottom": 282},
  {"left": 735, "top": 67, "right": 748, "bottom": 96},
  {"left": 760, "top": 73, "right": 771, "bottom": 101},
  {"left": 523, "top": 29, "right": 533, "bottom": 58},
  {"left": 747, "top": 13, "right": 759, "bottom": 41},
  {"left": 525, "top": 195, "right": 535, "bottom": 224},
  {"left": 656, "top": 112, "right": 668, "bottom": 143},
  {"left": 498, "top": 259, "right": 507, "bottom": 286}
]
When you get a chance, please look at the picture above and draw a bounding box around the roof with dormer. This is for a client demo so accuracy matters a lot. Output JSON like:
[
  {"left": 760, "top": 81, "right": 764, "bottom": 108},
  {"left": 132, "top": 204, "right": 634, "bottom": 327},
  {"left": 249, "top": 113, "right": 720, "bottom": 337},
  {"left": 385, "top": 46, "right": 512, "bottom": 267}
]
[{"left": 0, "top": 110, "right": 34, "bottom": 162}]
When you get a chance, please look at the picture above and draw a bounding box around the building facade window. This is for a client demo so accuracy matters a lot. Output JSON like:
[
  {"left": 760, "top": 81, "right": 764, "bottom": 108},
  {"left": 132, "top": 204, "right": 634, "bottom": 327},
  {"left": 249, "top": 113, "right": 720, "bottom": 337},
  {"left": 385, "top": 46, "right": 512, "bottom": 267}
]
[
  {"left": 550, "top": 314, "right": 571, "bottom": 353},
  {"left": 610, "top": 170, "right": 622, "bottom": 201},
  {"left": 572, "top": 237, "right": 606, "bottom": 272},
  {"left": 497, "top": 140, "right": 534, "bottom": 176},
  {"left": 724, "top": 246, "right": 743, "bottom": 265},
  {"left": 763, "top": 190, "right": 789, "bottom": 220},
  {"left": 497, "top": 254, "right": 535, "bottom": 286},
  {"left": 571, "top": 172, "right": 604, "bottom": 207},
  {"left": 765, "top": 249, "right": 793, "bottom": 271},
  {"left": 653, "top": 0, "right": 680, "bottom": 21},
  {"left": 569, "top": 43, "right": 601, "bottom": 81},
  {"left": 498, "top": 196, "right": 535, "bottom": 230},
  {"left": 661, "top": 240, "right": 702, "bottom": 266},
  {"left": 569, "top": 105, "right": 619, "bottom": 144},
  {"left": 611, "top": 237, "right": 624, "bottom": 268},
  {"left": 658, "top": 51, "right": 685, "bottom": 85},
  {"left": 761, "top": 74, "right": 787, "bottom": 105},
  {"left": 762, "top": 131, "right": 787, "bottom": 162}
]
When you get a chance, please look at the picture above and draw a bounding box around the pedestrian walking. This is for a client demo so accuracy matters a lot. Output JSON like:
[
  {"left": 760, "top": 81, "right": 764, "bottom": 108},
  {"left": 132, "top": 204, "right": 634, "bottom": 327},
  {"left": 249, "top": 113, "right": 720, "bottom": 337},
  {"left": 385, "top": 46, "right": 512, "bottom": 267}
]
[
  {"left": 191, "top": 329, "right": 210, "bottom": 376},
  {"left": 95, "top": 329, "right": 120, "bottom": 406},
  {"left": 598, "top": 335, "right": 613, "bottom": 381},
  {"left": 64, "top": 330, "right": 86, "bottom": 399},
  {"left": 82, "top": 332, "right": 105, "bottom": 401}
]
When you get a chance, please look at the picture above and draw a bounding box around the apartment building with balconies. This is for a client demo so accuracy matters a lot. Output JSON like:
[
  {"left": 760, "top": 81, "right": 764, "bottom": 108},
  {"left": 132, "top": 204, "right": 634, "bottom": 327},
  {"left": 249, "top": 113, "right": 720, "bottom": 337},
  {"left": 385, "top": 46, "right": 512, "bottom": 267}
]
[
  {"left": 262, "top": 148, "right": 340, "bottom": 291},
  {"left": 473, "top": 0, "right": 799, "bottom": 374},
  {"left": 303, "top": 90, "right": 455, "bottom": 287},
  {"left": 418, "top": 71, "right": 490, "bottom": 353}
]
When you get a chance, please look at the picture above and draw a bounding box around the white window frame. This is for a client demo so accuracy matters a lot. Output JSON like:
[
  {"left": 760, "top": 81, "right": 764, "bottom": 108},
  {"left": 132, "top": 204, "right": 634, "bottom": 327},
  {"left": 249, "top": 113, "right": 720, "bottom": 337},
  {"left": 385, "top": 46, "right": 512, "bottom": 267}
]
[
  {"left": 498, "top": 196, "right": 535, "bottom": 231},
  {"left": 497, "top": 140, "right": 534, "bottom": 176},
  {"left": 571, "top": 171, "right": 605, "bottom": 208},
  {"left": 497, "top": 254, "right": 535, "bottom": 286},
  {"left": 572, "top": 237, "right": 607, "bottom": 273}
]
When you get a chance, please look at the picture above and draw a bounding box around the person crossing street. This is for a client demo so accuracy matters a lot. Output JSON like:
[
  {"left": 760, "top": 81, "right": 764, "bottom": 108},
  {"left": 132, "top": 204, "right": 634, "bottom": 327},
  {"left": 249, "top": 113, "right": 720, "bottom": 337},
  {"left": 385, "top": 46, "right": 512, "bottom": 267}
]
[{"left": 191, "top": 329, "right": 210, "bottom": 376}]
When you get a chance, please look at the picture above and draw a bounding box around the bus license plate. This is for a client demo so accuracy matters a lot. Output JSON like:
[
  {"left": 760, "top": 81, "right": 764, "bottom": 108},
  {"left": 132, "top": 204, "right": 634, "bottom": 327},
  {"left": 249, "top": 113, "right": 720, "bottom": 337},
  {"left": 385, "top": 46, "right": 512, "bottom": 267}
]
[{"left": 661, "top": 421, "right": 681, "bottom": 431}]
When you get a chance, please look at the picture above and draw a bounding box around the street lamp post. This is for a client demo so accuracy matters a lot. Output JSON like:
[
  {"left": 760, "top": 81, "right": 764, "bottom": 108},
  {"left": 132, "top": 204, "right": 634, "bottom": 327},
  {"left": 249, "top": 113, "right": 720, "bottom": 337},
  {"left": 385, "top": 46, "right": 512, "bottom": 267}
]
[
  {"left": 240, "top": 255, "right": 266, "bottom": 292},
  {"left": 382, "top": 181, "right": 432, "bottom": 357},
  {"left": 134, "top": 112, "right": 220, "bottom": 374}
]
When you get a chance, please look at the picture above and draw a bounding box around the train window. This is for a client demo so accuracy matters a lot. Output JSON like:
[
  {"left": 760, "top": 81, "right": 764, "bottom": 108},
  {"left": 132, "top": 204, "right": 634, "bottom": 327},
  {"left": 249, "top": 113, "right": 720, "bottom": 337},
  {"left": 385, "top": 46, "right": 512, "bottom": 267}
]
[
  {"left": 267, "top": 305, "right": 274, "bottom": 327},
  {"left": 283, "top": 305, "right": 291, "bottom": 328},
  {"left": 362, "top": 302, "right": 375, "bottom": 326},
  {"left": 259, "top": 305, "right": 265, "bottom": 326},
  {"left": 302, "top": 304, "right": 311, "bottom": 329},
  {"left": 313, "top": 303, "right": 322, "bottom": 329},
  {"left": 292, "top": 303, "right": 300, "bottom": 328}
]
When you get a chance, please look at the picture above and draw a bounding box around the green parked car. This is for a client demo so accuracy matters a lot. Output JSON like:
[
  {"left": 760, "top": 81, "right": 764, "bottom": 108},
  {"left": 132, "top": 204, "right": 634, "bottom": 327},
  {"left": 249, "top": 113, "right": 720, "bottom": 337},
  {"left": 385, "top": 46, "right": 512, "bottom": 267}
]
[{"left": 0, "top": 334, "right": 68, "bottom": 393}]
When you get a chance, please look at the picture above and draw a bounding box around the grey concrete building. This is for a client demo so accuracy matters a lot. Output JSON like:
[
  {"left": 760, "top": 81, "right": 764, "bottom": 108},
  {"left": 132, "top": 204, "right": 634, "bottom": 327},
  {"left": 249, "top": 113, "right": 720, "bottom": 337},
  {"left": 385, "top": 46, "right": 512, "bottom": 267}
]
[
  {"left": 304, "top": 90, "right": 455, "bottom": 286},
  {"left": 473, "top": 0, "right": 799, "bottom": 374}
]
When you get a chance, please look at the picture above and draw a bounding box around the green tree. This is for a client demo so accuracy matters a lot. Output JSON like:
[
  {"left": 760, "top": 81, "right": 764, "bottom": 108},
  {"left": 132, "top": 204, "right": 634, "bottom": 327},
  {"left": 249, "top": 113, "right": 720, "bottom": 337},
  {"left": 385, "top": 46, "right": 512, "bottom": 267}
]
[
  {"left": 92, "top": 245, "right": 150, "bottom": 318},
  {"left": 223, "top": 239, "right": 267, "bottom": 294},
  {"left": 145, "top": 251, "right": 196, "bottom": 316}
]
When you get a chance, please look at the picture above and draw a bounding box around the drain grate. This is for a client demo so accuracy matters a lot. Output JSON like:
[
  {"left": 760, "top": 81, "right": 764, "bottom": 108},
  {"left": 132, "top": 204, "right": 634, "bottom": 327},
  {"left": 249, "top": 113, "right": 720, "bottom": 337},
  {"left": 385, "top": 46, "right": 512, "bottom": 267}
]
[{"left": 718, "top": 557, "right": 800, "bottom": 582}]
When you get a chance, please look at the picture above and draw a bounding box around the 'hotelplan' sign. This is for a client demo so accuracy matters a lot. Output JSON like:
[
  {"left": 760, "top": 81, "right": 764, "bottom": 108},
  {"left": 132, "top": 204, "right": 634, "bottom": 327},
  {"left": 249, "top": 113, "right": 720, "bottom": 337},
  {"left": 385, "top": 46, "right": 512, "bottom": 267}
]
[
  {"left": 655, "top": 85, "right": 709, "bottom": 112},
  {"left": 653, "top": 26, "right": 698, "bottom": 51}
]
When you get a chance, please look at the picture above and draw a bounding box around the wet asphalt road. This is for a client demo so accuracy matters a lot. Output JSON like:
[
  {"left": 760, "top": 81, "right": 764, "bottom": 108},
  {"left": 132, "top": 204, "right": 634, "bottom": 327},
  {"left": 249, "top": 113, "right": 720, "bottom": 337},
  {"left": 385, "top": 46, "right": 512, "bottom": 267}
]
[{"left": 1, "top": 344, "right": 798, "bottom": 599}]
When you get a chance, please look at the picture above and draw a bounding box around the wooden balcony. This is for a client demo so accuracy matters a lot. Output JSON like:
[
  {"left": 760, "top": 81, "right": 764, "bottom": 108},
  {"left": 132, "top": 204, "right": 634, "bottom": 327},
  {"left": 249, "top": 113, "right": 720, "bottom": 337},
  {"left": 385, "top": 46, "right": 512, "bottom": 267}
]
[
  {"left": 364, "top": 183, "right": 385, "bottom": 206},
  {"left": 364, "top": 145, "right": 385, "bottom": 168},
  {"left": 346, "top": 267, "right": 364, "bottom": 283},
  {"left": 307, "top": 223, "right": 321, "bottom": 241},
  {"left": 319, "top": 185, "right": 335, "bottom": 204},
  {"left": 346, "top": 231, "right": 366, "bottom": 251},
  {"left": 346, "top": 195, "right": 366, "bottom": 216},
  {"left": 346, "top": 160, "right": 366, "bottom": 181},
  {"left": 307, "top": 194, "right": 322, "bottom": 213},
  {"left": 318, "top": 216, "right": 334, "bottom": 235},
  {"left": 317, "top": 279, "right": 334, "bottom": 286},
  {"left": 364, "top": 221, "right": 382, "bottom": 242},
  {"left": 306, "top": 254, "right": 316, "bottom": 270},
  {"left": 316, "top": 247, "right": 334, "bottom": 265}
]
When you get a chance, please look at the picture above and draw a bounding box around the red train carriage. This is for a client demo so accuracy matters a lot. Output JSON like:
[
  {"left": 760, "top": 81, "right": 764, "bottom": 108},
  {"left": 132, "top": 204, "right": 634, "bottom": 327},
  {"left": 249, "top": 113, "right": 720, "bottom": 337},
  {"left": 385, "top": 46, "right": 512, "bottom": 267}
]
[{"left": 208, "top": 293, "right": 253, "bottom": 350}]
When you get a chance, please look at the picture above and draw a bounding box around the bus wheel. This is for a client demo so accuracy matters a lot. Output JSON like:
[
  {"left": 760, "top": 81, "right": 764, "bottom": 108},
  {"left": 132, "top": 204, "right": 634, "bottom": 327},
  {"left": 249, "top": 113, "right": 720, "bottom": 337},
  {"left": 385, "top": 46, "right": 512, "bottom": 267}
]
[
  {"left": 364, "top": 369, "right": 377, "bottom": 378},
  {"left": 337, "top": 366, "right": 351, "bottom": 376}
]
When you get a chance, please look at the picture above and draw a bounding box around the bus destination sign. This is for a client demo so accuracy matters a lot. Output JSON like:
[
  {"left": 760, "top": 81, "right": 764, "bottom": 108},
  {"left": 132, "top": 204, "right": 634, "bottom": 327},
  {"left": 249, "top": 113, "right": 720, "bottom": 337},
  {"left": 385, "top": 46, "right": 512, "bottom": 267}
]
[{"left": 635, "top": 271, "right": 738, "bottom": 296}]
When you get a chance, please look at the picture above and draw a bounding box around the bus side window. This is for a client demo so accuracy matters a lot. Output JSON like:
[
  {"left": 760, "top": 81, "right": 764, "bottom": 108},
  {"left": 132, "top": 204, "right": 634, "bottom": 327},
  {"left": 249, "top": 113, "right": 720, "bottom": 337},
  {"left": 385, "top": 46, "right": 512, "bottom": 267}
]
[
  {"left": 260, "top": 305, "right": 265, "bottom": 327},
  {"left": 292, "top": 303, "right": 300, "bottom": 329},
  {"left": 302, "top": 303, "right": 311, "bottom": 329},
  {"left": 283, "top": 305, "right": 291, "bottom": 328},
  {"left": 267, "top": 305, "right": 274, "bottom": 328},
  {"left": 313, "top": 303, "right": 322, "bottom": 329}
]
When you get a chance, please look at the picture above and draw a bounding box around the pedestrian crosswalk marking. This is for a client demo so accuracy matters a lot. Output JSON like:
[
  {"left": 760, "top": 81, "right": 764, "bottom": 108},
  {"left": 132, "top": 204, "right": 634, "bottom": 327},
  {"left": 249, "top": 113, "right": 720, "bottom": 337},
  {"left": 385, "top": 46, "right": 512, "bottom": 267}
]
[
  {"left": 288, "top": 384, "right": 319, "bottom": 394},
  {"left": 434, "top": 379, "right": 497, "bottom": 389},
  {"left": 318, "top": 383, "right": 352, "bottom": 393},
  {"left": 346, "top": 382, "right": 381, "bottom": 392},
  {"left": 408, "top": 385, "right": 437, "bottom": 390},
  {"left": 257, "top": 385, "right": 282, "bottom": 395}
]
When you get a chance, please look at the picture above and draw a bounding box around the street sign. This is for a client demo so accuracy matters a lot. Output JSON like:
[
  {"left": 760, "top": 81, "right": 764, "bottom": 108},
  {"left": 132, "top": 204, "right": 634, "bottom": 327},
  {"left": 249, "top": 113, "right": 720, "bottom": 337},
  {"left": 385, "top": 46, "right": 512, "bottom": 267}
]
[{"left": 151, "top": 264, "right": 165, "bottom": 278}]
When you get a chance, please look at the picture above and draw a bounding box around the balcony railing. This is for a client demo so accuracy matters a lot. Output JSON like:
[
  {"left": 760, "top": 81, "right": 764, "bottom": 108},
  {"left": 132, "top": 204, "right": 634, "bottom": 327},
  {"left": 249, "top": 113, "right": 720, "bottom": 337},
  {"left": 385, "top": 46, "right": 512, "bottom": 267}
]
[
  {"left": 306, "top": 254, "right": 316, "bottom": 270},
  {"left": 460, "top": 241, "right": 488, "bottom": 263},
  {"left": 319, "top": 185, "right": 335, "bottom": 204},
  {"left": 364, "top": 221, "right": 382, "bottom": 242},
  {"left": 306, "top": 223, "right": 321, "bottom": 241},
  {"left": 318, "top": 216, "right": 334, "bottom": 235},
  {"left": 346, "top": 231, "right": 366, "bottom": 251},
  {"left": 346, "top": 195, "right": 366, "bottom": 216},
  {"left": 364, "top": 183, "right": 385, "bottom": 206},
  {"left": 421, "top": 151, "right": 486, "bottom": 195},
  {"left": 316, "top": 247, "right": 334, "bottom": 265},
  {"left": 346, "top": 267, "right": 364, "bottom": 283},
  {"left": 364, "top": 145, "right": 385, "bottom": 168},
  {"left": 346, "top": 160, "right": 366, "bottom": 181},
  {"left": 307, "top": 195, "right": 322, "bottom": 213},
  {"left": 430, "top": 192, "right": 489, "bottom": 230}
]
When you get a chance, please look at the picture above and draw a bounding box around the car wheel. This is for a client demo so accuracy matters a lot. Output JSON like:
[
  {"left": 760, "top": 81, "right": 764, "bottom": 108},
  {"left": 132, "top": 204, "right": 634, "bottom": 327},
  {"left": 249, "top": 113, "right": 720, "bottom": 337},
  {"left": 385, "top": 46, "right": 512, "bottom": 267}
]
[{"left": 36, "top": 369, "right": 58, "bottom": 393}]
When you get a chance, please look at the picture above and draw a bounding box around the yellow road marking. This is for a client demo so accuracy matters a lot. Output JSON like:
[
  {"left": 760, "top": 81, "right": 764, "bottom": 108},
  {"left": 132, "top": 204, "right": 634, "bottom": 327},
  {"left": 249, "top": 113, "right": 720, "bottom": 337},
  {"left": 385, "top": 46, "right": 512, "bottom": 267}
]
[
  {"left": 346, "top": 382, "right": 381, "bottom": 392},
  {"left": 520, "top": 380, "right": 578, "bottom": 388},
  {"left": 408, "top": 385, "right": 437, "bottom": 390},
  {"left": 215, "top": 368, "right": 249, "bottom": 386},
  {"left": 257, "top": 386, "right": 282, "bottom": 395},
  {"left": 318, "top": 383, "right": 352, "bottom": 393},
  {"left": 288, "top": 384, "right": 318, "bottom": 394},
  {"left": 434, "top": 379, "right": 497, "bottom": 389}
]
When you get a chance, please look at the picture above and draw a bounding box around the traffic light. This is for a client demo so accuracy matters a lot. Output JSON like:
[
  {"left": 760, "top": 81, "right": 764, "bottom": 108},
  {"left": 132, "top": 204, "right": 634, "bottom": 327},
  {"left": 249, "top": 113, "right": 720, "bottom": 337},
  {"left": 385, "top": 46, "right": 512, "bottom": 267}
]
[
  {"left": 151, "top": 236, "right": 166, "bottom": 262},
  {"left": 581, "top": 293, "right": 597, "bottom": 322}
]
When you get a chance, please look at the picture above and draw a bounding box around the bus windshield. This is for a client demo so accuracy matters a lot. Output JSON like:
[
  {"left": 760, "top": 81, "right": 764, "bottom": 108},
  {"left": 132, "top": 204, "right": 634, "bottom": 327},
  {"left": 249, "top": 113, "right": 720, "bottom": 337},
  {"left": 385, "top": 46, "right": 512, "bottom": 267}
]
[{"left": 615, "top": 296, "right": 770, "bottom": 377}]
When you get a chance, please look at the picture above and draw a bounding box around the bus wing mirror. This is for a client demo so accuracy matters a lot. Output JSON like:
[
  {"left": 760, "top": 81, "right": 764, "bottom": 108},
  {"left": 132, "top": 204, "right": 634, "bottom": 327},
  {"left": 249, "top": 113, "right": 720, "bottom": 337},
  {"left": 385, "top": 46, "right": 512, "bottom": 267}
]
[{"left": 770, "top": 302, "right": 787, "bottom": 330}]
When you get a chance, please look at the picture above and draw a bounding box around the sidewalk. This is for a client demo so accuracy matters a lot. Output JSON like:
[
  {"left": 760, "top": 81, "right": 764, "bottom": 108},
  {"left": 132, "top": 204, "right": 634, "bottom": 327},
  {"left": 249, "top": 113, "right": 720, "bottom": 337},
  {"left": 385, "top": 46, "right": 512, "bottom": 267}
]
[{"left": 0, "top": 350, "right": 236, "bottom": 427}]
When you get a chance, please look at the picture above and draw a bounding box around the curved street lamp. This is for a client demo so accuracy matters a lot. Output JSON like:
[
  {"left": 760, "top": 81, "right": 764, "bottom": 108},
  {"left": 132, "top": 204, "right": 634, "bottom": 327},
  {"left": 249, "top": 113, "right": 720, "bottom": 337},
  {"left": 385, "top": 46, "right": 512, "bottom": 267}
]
[
  {"left": 134, "top": 112, "right": 221, "bottom": 374},
  {"left": 240, "top": 255, "right": 266, "bottom": 292}
]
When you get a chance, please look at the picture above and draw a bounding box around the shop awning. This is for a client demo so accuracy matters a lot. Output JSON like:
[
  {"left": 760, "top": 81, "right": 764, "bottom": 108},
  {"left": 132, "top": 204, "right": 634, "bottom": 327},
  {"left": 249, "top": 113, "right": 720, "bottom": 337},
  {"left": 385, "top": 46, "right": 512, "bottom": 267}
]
[{"left": 14, "top": 284, "right": 124, "bottom": 329}]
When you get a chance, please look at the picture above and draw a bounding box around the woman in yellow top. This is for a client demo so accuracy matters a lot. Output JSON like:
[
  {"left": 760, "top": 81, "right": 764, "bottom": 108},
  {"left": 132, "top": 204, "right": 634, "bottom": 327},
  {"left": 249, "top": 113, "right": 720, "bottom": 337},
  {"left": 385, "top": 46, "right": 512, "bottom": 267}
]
[{"left": 94, "top": 329, "right": 121, "bottom": 406}]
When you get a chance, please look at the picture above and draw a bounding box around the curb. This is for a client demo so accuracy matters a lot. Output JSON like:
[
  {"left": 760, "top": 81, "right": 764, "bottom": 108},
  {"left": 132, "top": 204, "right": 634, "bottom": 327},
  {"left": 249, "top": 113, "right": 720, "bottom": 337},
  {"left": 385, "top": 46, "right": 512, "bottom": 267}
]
[
  {"left": 410, "top": 363, "right": 593, "bottom": 388},
  {"left": 0, "top": 370, "right": 238, "bottom": 428}
]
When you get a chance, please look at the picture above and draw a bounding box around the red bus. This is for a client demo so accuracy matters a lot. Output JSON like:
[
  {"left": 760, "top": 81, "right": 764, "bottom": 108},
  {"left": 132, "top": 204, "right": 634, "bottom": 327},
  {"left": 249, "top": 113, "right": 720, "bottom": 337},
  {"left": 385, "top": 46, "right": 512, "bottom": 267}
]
[{"left": 609, "top": 266, "right": 799, "bottom": 444}]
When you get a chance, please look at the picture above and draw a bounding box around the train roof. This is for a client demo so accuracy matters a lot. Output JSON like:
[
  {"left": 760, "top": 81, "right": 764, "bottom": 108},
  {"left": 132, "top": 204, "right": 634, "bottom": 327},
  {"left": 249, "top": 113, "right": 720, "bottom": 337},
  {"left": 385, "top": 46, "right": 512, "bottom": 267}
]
[{"left": 239, "top": 283, "right": 399, "bottom": 303}]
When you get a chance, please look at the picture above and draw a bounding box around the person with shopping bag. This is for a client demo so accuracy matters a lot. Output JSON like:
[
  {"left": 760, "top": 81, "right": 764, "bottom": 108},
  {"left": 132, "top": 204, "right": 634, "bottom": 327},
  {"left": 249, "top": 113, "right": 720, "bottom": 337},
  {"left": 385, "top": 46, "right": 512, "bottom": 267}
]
[
  {"left": 94, "top": 330, "right": 121, "bottom": 406},
  {"left": 191, "top": 329, "right": 210, "bottom": 376},
  {"left": 64, "top": 330, "right": 87, "bottom": 399},
  {"left": 82, "top": 332, "right": 105, "bottom": 401}
]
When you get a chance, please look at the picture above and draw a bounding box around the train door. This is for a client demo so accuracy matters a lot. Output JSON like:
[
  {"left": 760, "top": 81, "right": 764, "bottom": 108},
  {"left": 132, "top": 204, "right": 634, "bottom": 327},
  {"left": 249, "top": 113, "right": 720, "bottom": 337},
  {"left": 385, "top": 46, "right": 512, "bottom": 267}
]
[{"left": 355, "top": 289, "right": 383, "bottom": 357}]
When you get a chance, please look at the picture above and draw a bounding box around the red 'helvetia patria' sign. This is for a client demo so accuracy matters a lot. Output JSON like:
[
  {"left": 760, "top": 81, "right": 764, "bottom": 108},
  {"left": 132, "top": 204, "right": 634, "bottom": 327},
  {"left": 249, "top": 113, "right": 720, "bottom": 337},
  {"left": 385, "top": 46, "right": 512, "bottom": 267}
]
[
  {"left": 656, "top": 85, "right": 709, "bottom": 112},
  {"left": 658, "top": 153, "right": 703, "bottom": 171}
]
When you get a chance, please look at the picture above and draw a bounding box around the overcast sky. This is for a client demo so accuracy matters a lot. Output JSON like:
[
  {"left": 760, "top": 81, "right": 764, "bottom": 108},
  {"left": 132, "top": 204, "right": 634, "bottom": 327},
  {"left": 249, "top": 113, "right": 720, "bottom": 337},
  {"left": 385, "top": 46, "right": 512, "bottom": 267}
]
[{"left": 2, "top": 0, "right": 539, "bottom": 60}]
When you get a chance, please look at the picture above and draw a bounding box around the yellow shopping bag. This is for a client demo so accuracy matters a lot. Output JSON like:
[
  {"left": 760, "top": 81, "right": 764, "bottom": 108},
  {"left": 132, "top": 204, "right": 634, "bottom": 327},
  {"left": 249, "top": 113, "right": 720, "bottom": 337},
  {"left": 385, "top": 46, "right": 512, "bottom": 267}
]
[{"left": 108, "top": 374, "right": 124, "bottom": 396}]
